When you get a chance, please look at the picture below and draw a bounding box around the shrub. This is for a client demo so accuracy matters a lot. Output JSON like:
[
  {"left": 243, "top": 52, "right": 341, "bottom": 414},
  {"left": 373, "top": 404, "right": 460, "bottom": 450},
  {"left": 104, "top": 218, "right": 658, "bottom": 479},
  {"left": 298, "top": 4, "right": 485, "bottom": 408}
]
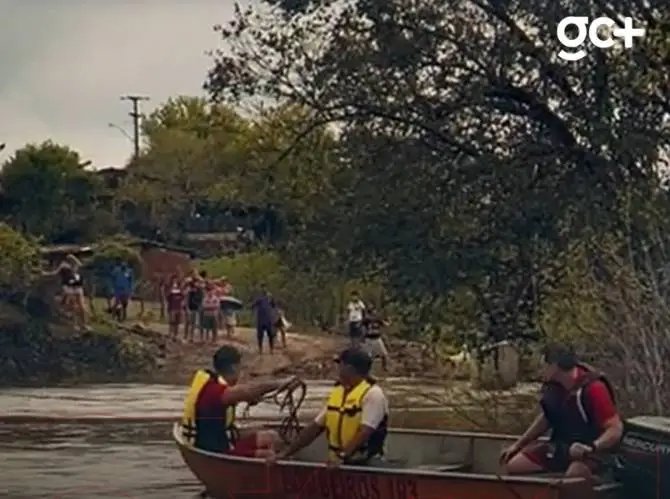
[
  {"left": 83, "top": 241, "right": 143, "bottom": 296},
  {"left": 0, "top": 223, "right": 40, "bottom": 297}
]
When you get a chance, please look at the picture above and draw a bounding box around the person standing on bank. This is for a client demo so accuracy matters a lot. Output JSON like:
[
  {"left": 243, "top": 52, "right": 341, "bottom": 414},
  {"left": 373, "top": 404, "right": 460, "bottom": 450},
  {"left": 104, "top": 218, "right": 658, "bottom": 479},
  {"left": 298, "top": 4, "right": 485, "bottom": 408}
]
[
  {"left": 272, "top": 348, "right": 389, "bottom": 466},
  {"left": 181, "top": 345, "right": 300, "bottom": 457},
  {"left": 500, "top": 344, "right": 623, "bottom": 480},
  {"left": 251, "top": 284, "right": 277, "bottom": 355},
  {"left": 110, "top": 259, "right": 134, "bottom": 321},
  {"left": 345, "top": 290, "right": 366, "bottom": 348},
  {"left": 362, "top": 305, "right": 391, "bottom": 372},
  {"left": 185, "top": 271, "right": 204, "bottom": 342}
]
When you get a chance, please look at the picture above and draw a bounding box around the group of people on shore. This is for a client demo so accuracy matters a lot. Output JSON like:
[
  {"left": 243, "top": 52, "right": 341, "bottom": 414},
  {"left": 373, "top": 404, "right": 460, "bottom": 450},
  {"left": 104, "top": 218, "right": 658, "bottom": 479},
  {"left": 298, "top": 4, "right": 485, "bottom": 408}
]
[
  {"left": 163, "top": 270, "right": 238, "bottom": 343},
  {"left": 164, "top": 273, "right": 290, "bottom": 353},
  {"left": 183, "top": 342, "right": 623, "bottom": 484}
]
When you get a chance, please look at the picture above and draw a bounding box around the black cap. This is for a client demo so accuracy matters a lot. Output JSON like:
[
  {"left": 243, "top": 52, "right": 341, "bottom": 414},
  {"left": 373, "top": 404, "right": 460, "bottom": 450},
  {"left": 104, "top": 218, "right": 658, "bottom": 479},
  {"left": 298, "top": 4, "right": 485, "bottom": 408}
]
[
  {"left": 213, "top": 345, "right": 242, "bottom": 373},
  {"left": 334, "top": 348, "right": 372, "bottom": 375},
  {"left": 543, "top": 343, "right": 578, "bottom": 371}
]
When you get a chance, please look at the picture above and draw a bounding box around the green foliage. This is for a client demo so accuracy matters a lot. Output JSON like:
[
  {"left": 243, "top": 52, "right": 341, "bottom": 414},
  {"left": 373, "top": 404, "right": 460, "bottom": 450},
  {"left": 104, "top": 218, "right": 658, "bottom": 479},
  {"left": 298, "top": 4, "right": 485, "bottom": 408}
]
[
  {"left": 205, "top": 0, "right": 670, "bottom": 345},
  {"left": 0, "top": 141, "right": 119, "bottom": 243},
  {"left": 82, "top": 241, "right": 143, "bottom": 294},
  {"left": 198, "top": 250, "right": 384, "bottom": 327},
  {"left": 0, "top": 223, "right": 40, "bottom": 295},
  {"left": 199, "top": 250, "right": 289, "bottom": 302}
]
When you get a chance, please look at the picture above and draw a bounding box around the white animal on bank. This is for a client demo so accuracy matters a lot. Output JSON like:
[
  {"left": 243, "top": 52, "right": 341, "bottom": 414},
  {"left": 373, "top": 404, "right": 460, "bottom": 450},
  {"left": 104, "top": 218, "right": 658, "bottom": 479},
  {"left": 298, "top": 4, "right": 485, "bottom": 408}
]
[{"left": 447, "top": 343, "right": 472, "bottom": 365}]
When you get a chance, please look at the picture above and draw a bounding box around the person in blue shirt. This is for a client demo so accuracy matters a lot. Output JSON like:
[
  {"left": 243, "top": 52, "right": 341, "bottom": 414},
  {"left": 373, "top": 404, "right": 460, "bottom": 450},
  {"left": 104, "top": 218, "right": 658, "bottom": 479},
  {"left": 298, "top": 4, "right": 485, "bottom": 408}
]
[{"left": 110, "top": 259, "right": 134, "bottom": 321}]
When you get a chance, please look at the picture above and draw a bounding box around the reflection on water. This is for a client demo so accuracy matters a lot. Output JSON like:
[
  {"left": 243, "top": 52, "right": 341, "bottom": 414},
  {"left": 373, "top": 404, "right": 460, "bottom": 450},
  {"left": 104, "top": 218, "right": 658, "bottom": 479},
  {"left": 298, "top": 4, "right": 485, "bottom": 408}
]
[{"left": 0, "top": 380, "right": 537, "bottom": 498}]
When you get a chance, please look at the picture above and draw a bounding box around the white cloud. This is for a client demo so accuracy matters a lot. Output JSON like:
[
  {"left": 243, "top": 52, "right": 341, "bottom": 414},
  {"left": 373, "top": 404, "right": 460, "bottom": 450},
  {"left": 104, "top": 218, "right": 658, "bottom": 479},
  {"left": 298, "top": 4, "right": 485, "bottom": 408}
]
[{"left": 0, "top": 0, "right": 245, "bottom": 167}]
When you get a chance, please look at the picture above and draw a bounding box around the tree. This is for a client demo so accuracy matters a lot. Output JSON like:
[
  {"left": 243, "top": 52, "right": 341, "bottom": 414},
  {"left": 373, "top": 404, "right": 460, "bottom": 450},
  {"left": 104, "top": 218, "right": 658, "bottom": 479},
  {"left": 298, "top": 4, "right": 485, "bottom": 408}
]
[
  {"left": 205, "top": 0, "right": 670, "bottom": 344},
  {"left": 121, "top": 98, "right": 338, "bottom": 246},
  {"left": 0, "top": 141, "right": 118, "bottom": 243},
  {"left": 0, "top": 223, "right": 40, "bottom": 298},
  {"left": 119, "top": 97, "right": 244, "bottom": 239}
]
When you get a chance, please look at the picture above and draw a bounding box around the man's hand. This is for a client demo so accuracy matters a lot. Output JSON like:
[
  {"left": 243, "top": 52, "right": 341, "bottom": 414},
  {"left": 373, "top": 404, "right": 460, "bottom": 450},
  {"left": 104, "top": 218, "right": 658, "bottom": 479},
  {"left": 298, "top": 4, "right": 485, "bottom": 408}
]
[
  {"left": 569, "top": 442, "right": 595, "bottom": 461},
  {"left": 326, "top": 455, "right": 342, "bottom": 469},
  {"left": 499, "top": 442, "right": 522, "bottom": 464}
]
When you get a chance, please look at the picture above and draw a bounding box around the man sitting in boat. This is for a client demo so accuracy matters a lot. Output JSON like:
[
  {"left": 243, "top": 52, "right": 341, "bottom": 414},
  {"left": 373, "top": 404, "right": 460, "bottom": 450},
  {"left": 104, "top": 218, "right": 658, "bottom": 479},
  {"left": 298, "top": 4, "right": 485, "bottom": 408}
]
[
  {"left": 500, "top": 343, "right": 623, "bottom": 480},
  {"left": 181, "top": 345, "right": 299, "bottom": 458},
  {"left": 274, "top": 348, "right": 389, "bottom": 466}
]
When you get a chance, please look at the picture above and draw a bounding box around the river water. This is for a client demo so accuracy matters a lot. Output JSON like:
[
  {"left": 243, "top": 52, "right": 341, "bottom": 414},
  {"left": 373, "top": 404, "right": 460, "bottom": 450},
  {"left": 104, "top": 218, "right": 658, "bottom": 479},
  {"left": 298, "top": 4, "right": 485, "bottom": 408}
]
[{"left": 0, "top": 381, "right": 537, "bottom": 498}]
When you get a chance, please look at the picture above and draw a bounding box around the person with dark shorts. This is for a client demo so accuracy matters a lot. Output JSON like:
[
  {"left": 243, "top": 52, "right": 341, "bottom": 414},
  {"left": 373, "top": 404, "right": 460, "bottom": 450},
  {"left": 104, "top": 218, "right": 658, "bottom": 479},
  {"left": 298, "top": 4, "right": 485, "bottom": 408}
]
[
  {"left": 346, "top": 291, "right": 366, "bottom": 347},
  {"left": 110, "top": 259, "right": 134, "bottom": 321},
  {"left": 185, "top": 273, "right": 204, "bottom": 342},
  {"left": 165, "top": 275, "right": 185, "bottom": 339},
  {"left": 500, "top": 344, "right": 623, "bottom": 480},
  {"left": 251, "top": 284, "right": 277, "bottom": 355}
]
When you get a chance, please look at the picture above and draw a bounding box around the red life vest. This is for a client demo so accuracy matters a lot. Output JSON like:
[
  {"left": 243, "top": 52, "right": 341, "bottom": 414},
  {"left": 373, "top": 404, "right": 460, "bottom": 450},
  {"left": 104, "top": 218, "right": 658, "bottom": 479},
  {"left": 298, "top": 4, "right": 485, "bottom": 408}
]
[{"left": 540, "top": 364, "right": 616, "bottom": 445}]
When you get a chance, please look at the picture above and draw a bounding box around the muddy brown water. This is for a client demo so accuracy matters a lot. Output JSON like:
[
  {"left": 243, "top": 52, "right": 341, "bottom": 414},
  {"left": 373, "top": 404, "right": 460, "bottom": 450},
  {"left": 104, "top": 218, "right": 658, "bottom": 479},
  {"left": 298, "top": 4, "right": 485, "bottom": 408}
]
[{"left": 0, "top": 381, "right": 537, "bottom": 498}]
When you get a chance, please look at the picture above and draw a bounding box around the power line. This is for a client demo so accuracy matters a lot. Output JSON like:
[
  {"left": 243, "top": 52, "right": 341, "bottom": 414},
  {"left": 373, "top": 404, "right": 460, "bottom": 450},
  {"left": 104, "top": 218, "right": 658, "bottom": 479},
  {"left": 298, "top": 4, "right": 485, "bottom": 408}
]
[{"left": 120, "top": 95, "right": 150, "bottom": 158}]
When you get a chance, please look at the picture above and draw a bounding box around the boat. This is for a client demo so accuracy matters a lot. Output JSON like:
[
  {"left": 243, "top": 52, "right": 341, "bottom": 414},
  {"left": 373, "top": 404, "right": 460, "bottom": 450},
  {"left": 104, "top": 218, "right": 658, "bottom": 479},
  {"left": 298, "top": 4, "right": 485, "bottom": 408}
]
[{"left": 174, "top": 423, "right": 627, "bottom": 499}]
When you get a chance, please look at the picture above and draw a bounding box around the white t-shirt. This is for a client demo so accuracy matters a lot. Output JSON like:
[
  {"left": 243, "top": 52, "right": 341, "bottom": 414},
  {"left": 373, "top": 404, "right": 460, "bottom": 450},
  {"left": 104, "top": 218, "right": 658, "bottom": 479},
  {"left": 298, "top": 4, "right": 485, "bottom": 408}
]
[
  {"left": 347, "top": 300, "right": 366, "bottom": 322},
  {"left": 314, "top": 384, "right": 388, "bottom": 429}
]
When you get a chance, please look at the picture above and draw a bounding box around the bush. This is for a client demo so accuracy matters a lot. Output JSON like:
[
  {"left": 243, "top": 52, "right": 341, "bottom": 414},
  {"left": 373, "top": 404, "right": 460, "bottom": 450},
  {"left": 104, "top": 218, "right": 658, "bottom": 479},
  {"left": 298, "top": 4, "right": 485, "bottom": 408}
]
[
  {"left": 198, "top": 250, "right": 384, "bottom": 327},
  {"left": 0, "top": 223, "right": 40, "bottom": 297},
  {"left": 83, "top": 241, "right": 143, "bottom": 295}
]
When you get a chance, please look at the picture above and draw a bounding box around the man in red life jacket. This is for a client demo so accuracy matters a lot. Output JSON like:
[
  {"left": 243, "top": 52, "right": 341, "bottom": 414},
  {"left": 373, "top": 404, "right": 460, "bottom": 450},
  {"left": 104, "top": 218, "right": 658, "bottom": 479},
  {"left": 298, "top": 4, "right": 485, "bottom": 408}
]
[
  {"left": 500, "top": 343, "right": 623, "bottom": 480},
  {"left": 181, "top": 345, "right": 300, "bottom": 458}
]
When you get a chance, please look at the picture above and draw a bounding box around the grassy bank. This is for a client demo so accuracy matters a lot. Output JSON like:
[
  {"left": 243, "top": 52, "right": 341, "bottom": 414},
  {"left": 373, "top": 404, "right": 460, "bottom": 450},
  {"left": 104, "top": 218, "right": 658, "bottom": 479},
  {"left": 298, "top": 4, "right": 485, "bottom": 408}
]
[{"left": 0, "top": 302, "right": 164, "bottom": 387}]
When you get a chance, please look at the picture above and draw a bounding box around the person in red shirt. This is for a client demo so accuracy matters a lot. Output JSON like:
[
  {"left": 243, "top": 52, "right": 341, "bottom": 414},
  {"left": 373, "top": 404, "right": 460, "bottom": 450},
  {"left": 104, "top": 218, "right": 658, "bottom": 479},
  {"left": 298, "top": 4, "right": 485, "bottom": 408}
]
[
  {"left": 165, "top": 274, "right": 185, "bottom": 339},
  {"left": 500, "top": 343, "right": 623, "bottom": 480},
  {"left": 182, "top": 345, "right": 300, "bottom": 457}
]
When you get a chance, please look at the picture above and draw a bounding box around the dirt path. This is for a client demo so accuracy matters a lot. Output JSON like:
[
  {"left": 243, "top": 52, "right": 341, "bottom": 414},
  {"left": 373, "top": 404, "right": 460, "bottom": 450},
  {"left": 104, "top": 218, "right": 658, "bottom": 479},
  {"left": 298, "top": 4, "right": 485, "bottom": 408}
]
[
  {"left": 129, "top": 320, "right": 449, "bottom": 384},
  {"left": 145, "top": 323, "right": 344, "bottom": 384}
]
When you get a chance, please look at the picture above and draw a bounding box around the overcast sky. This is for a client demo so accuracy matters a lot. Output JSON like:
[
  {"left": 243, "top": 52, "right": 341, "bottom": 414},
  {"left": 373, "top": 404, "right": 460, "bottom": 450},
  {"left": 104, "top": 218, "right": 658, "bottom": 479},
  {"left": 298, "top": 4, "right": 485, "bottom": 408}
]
[{"left": 0, "top": 0, "right": 249, "bottom": 168}]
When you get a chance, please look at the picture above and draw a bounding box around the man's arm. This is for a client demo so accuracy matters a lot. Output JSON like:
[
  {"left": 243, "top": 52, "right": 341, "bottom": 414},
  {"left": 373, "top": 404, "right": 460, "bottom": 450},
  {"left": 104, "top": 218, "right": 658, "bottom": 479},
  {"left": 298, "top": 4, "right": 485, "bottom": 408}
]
[
  {"left": 340, "top": 387, "right": 386, "bottom": 458},
  {"left": 514, "top": 413, "right": 549, "bottom": 448},
  {"left": 221, "top": 378, "right": 292, "bottom": 406},
  {"left": 588, "top": 383, "right": 623, "bottom": 452},
  {"left": 279, "top": 409, "right": 326, "bottom": 459},
  {"left": 594, "top": 416, "right": 623, "bottom": 451}
]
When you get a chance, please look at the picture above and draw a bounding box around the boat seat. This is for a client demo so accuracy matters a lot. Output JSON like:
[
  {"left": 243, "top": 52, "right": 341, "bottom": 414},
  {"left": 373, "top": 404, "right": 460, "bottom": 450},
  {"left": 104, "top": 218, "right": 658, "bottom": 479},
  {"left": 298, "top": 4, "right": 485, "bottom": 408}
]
[
  {"left": 415, "top": 462, "right": 469, "bottom": 472},
  {"left": 593, "top": 482, "right": 622, "bottom": 493},
  {"left": 530, "top": 472, "right": 565, "bottom": 479}
]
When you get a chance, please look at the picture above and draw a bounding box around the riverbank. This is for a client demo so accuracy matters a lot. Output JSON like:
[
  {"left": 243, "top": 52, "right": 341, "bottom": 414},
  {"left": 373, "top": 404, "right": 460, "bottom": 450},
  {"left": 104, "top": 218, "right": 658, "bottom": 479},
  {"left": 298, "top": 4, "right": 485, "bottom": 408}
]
[
  {"left": 0, "top": 303, "right": 165, "bottom": 387},
  {"left": 1, "top": 296, "right": 457, "bottom": 387}
]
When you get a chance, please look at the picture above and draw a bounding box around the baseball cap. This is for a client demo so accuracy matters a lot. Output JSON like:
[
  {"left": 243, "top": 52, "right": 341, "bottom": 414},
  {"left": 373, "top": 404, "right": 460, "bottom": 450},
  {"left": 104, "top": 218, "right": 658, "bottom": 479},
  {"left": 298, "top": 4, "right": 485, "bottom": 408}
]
[{"left": 334, "top": 348, "right": 372, "bottom": 375}]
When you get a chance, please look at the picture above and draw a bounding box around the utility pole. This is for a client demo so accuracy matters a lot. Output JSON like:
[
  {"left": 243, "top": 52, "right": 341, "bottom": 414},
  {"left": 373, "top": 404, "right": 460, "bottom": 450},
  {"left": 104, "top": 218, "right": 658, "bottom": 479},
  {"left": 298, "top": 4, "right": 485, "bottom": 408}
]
[{"left": 120, "top": 95, "right": 149, "bottom": 158}]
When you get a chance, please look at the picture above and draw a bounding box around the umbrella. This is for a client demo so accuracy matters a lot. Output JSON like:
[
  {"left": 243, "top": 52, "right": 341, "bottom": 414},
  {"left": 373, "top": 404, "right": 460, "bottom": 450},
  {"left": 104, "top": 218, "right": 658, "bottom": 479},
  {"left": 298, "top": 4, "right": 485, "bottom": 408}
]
[{"left": 220, "top": 296, "right": 244, "bottom": 311}]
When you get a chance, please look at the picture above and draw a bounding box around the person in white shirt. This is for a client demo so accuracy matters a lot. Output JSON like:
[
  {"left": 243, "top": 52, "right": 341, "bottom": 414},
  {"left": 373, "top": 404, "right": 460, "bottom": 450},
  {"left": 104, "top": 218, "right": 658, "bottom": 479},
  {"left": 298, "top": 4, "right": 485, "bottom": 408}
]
[
  {"left": 346, "top": 291, "right": 366, "bottom": 347},
  {"left": 273, "top": 348, "right": 389, "bottom": 466}
]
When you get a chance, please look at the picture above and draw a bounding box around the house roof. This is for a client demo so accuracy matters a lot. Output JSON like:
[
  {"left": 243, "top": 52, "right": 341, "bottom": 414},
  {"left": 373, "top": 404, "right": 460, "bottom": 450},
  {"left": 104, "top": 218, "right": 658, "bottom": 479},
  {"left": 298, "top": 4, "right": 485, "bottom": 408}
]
[{"left": 40, "top": 239, "right": 196, "bottom": 259}]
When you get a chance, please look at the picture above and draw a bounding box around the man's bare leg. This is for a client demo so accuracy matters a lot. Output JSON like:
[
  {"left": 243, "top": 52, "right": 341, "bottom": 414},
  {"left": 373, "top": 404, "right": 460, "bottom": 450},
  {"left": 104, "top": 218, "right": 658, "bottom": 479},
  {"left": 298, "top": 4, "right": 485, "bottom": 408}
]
[{"left": 502, "top": 453, "right": 545, "bottom": 474}]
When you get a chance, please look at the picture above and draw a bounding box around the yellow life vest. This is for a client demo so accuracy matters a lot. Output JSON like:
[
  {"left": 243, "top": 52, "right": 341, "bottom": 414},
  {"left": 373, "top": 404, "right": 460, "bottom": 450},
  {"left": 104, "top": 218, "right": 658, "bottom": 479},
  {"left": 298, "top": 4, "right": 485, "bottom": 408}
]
[
  {"left": 180, "top": 369, "right": 236, "bottom": 449},
  {"left": 324, "top": 379, "right": 385, "bottom": 462}
]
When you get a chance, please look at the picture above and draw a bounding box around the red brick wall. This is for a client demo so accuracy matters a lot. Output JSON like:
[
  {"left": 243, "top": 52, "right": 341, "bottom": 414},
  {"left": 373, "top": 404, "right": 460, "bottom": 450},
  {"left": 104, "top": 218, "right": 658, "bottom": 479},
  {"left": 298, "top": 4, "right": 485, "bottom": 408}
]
[{"left": 140, "top": 247, "right": 192, "bottom": 299}]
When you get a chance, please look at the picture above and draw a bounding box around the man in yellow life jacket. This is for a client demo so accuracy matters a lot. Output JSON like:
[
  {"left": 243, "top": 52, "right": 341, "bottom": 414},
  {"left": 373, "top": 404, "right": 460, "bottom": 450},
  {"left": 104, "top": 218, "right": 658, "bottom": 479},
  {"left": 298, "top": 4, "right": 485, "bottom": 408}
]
[
  {"left": 274, "top": 348, "right": 389, "bottom": 466},
  {"left": 181, "top": 345, "right": 299, "bottom": 458}
]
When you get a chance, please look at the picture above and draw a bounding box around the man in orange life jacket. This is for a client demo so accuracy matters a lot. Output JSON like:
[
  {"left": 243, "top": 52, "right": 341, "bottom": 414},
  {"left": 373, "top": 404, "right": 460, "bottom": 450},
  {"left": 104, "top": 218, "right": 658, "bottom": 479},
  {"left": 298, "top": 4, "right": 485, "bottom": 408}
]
[
  {"left": 500, "top": 344, "right": 623, "bottom": 479},
  {"left": 181, "top": 345, "right": 299, "bottom": 458},
  {"left": 272, "top": 348, "right": 389, "bottom": 466}
]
